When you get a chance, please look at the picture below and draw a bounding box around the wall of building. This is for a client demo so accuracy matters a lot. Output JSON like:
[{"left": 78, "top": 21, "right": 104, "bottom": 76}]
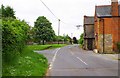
[
  {"left": 84, "top": 25, "right": 94, "bottom": 38},
  {"left": 95, "top": 17, "right": 120, "bottom": 53},
  {"left": 84, "top": 38, "right": 95, "bottom": 50},
  {"left": 94, "top": 17, "right": 99, "bottom": 49},
  {"left": 119, "top": 18, "right": 120, "bottom": 42},
  {"left": 84, "top": 39, "right": 87, "bottom": 50}
]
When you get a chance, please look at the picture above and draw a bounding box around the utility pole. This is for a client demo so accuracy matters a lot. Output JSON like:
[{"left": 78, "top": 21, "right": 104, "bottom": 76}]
[{"left": 58, "top": 19, "right": 60, "bottom": 44}]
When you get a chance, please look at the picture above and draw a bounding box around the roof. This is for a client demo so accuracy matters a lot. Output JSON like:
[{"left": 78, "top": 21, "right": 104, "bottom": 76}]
[
  {"left": 95, "top": 5, "right": 120, "bottom": 17},
  {"left": 84, "top": 16, "right": 94, "bottom": 24}
]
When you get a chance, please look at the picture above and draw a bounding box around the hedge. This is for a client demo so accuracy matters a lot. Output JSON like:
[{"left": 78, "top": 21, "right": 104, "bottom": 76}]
[{"left": 2, "top": 18, "right": 29, "bottom": 63}]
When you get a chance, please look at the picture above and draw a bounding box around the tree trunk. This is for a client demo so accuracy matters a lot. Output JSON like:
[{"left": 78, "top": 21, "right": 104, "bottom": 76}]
[{"left": 42, "top": 40, "right": 45, "bottom": 45}]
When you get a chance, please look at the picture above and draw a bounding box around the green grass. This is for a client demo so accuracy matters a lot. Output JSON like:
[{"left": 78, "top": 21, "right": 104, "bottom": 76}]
[
  {"left": 2, "top": 46, "right": 48, "bottom": 76},
  {"left": 2, "top": 44, "right": 65, "bottom": 76},
  {"left": 2, "top": 44, "right": 66, "bottom": 76},
  {"left": 27, "top": 44, "right": 66, "bottom": 51}
]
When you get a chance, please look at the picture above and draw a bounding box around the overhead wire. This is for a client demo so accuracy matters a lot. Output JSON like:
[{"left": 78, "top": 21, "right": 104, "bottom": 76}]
[
  {"left": 39, "top": 0, "right": 59, "bottom": 20},
  {"left": 39, "top": 0, "right": 80, "bottom": 27}
]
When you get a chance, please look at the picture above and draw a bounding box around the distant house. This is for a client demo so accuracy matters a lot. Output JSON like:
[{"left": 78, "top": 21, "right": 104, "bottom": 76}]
[
  {"left": 94, "top": 0, "right": 120, "bottom": 53},
  {"left": 83, "top": 16, "right": 95, "bottom": 50}
]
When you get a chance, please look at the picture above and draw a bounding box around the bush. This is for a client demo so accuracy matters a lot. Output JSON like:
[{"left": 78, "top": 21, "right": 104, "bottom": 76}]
[
  {"left": 79, "top": 33, "right": 84, "bottom": 46},
  {"left": 2, "top": 18, "right": 29, "bottom": 63},
  {"left": 117, "top": 42, "right": 120, "bottom": 52}
]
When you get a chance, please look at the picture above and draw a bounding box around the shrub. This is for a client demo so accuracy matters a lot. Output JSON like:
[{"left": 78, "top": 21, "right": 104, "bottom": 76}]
[
  {"left": 117, "top": 42, "right": 120, "bottom": 52},
  {"left": 2, "top": 18, "right": 29, "bottom": 63},
  {"left": 79, "top": 33, "right": 84, "bottom": 46}
]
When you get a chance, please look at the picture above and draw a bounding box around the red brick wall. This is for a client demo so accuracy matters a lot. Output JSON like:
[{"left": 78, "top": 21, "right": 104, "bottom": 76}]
[
  {"left": 94, "top": 1, "right": 119, "bottom": 52},
  {"left": 119, "top": 18, "right": 120, "bottom": 42},
  {"left": 94, "top": 16, "right": 98, "bottom": 49},
  {"left": 111, "top": 2, "right": 119, "bottom": 16},
  {"left": 98, "top": 17, "right": 119, "bottom": 51}
]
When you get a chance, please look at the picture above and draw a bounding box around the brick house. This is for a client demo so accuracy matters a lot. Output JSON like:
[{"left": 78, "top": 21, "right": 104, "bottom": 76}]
[
  {"left": 94, "top": 0, "right": 120, "bottom": 53},
  {"left": 83, "top": 16, "right": 95, "bottom": 50}
]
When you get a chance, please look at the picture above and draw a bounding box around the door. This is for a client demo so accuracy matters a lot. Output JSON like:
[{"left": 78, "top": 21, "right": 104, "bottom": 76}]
[{"left": 87, "top": 39, "right": 93, "bottom": 50}]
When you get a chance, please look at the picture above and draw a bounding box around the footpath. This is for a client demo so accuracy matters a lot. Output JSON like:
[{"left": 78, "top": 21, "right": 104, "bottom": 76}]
[{"left": 102, "top": 54, "right": 119, "bottom": 60}]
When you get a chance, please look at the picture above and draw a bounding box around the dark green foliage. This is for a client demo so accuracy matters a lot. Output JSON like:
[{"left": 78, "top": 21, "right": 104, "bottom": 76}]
[
  {"left": 1, "top": 5, "right": 16, "bottom": 18},
  {"left": 79, "top": 33, "right": 84, "bottom": 45},
  {"left": 34, "top": 16, "right": 55, "bottom": 45},
  {"left": 1, "top": 5, "right": 30, "bottom": 63},
  {"left": 0, "top": 7, "right": 1, "bottom": 19},
  {"left": 73, "top": 37, "right": 78, "bottom": 44},
  {"left": 26, "top": 27, "right": 35, "bottom": 44},
  {"left": 117, "top": 42, "right": 120, "bottom": 52},
  {"left": 2, "top": 18, "right": 29, "bottom": 63},
  {"left": 0, "top": 7, "right": 1, "bottom": 14}
]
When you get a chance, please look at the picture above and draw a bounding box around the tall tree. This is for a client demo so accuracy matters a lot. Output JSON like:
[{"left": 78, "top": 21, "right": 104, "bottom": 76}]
[
  {"left": 34, "top": 16, "right": 55, "bottom": 45},
  {"left": 1, "top": 5, "right": 16, "bottom": 18}
]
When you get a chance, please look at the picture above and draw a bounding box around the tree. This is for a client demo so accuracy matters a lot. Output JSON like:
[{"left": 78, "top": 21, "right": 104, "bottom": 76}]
[
  {"left": 1, "top": 5, "right": 16, "bottom": 18},
  {"left": 79, "top": 33, "right": 84, "bottom": 45},
  {"left": 63, "top": 35, "right": 72, "bottom": 44},
  {"left": 0, "top": 7, "right": 1, "bottom": 18},
  {"left": 27, "top": 27, "right": 36, "bottom": 44},
  {"left": 73, "top": 37, "right": 78, "bottom": 44},
  {"left": 34, "top": 16, "right": 55, "bottom": 45}
]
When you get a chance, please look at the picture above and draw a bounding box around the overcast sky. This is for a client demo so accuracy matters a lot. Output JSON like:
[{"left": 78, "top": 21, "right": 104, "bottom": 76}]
[{"left": 1, "top": 0, "right": 118, "bottom": 39}]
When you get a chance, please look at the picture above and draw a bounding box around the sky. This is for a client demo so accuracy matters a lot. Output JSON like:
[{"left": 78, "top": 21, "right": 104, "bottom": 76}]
[{"left": 1, "top": 0, "right": 118, "bottom": 39}]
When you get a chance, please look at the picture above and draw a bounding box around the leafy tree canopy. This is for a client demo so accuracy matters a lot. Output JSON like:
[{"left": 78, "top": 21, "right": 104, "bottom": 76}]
[
  {"left": 34, "top": 16, "right": 55, "bottom": 45},
  {"left": 1, "top": 5, "right": 16, "bottom": 18}
]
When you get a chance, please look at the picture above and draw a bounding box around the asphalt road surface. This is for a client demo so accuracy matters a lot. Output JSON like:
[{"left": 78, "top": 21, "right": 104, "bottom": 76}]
[{"left": 35, "top": 44, "right": 118, "bottom": 76}]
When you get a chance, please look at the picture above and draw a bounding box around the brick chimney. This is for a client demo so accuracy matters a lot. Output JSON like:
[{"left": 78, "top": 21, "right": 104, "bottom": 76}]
[{"left": 111, "top": 0, "right": 119, "bottom": 16}]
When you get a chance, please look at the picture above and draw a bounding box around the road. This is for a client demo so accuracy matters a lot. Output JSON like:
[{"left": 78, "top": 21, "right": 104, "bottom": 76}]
[{"left": 35, "top": 45, "right": 118, "bottom": 76}]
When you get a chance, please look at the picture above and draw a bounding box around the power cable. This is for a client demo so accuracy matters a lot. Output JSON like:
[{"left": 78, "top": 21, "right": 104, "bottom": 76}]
[
  {"left": 39, "top": 0, "right": 81, "bottom": 27},
  {"left": 39, "top": 0, "right": 59, "bottom": 20}
]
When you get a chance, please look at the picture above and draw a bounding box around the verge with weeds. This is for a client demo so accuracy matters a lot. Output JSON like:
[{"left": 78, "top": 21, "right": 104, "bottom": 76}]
[{"left": 2, "top": 46, "right": 48, "bottom": 76}]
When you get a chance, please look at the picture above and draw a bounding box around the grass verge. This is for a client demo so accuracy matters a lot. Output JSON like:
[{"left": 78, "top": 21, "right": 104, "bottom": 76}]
[
  {"left": 2, "top": 44, "right": 66, "bottom": 76},
  {"left": 27, "top": 44, "right": 66, "bottom": 51},
  {"left": 2, "top": 46, "right": 48, "bottom": 76}
]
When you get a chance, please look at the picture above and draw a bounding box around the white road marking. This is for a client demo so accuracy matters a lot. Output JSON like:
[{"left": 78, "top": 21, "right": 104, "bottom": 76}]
[
  {"left": 70, "top": 49, "right": 88, "bottom": 66},
  {"left": 49, "top": 48, "right": 61, "bottom": 69},
  {"left": 76, "top": 57, "right": 88, "bottom": 65},
  {"left": 70, "top": 51, "right": 74, "bottom": 55}
]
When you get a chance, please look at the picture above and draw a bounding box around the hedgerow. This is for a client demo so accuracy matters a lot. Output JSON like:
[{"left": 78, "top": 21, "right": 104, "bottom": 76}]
[{"left": 2, "top": 18, "right": 29, "bottom": 63}]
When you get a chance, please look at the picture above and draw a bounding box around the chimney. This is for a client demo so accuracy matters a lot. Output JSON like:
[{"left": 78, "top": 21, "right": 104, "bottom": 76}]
[{"left": 111, "top": 0, "right": 119, "bottom": 16}]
